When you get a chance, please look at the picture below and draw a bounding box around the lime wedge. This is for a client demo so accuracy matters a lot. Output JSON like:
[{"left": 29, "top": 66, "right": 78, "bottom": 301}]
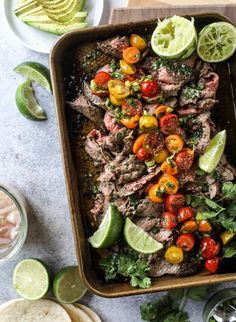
[
  {"left": 199, "top": 130, "right": 226, "bottom": 173},
  {"left": 197, "top": 22, "right": 236, "bottom": 63},
  {"left": 15, "top": 80, "right": 47, "bottom": 120},
  {"left": 53, "top": 266, "right": 87, "bottom": 303},
  {"left": 88, "top": 204, "right": 123, "bottom": 248},
  {"left": 151, "top": 15, "right": 197, "bottom": 60},
  {"left": 124, "top": 218, "right": 163, "bottom": 254},
  {"left": 13, "top": 258, "right": 50, "bottom": 300},
  {"left": 14, "top": 62, "right": 52, "bottom": 92}
]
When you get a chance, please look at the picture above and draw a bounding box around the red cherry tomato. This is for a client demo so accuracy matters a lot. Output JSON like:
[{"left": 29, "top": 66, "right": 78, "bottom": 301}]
[
  {"left": 200, "top": 237, "right": 220, "bottom": 259},
  {"left": 165, "top": 193, "right": 185, "bottom": 214},
  {"left": 121, "top": 98, "right": 143, "bottom": 117},
  {"left": 178, "top": 207, "right": 194, "bottom": 223},
  {"left": 161, "top": 212, "right": 178, "bottom": 230},
  {"left": 94, "top": 71, "right": 111, "bottom": 89},
  {"left": 176, "top": 148, "right": 194, "bottom": 171},
  {"left": 159, "top": 114, "right": 179, "bottom": 135},
  {"left": 176, "top": 233, "right": 195, "bottom": 251},
  {"left": 140, "top": 80, "right": 159, "bottom": 98},
  {"left": 205, "top": 256, "right": 220, "bottom": 273},
  {"left": 143, "top": 130, "right": 164, "bottom": 154},
  {"left": 136, "top": 147, "right": 151, "bottom": 161}
]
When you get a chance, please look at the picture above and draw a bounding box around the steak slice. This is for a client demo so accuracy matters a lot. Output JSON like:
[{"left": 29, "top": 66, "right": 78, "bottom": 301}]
[
  {"left": 149, "top": 258, "right": 198, "bottom": 277},
  {"left": 97, "top": 36, "right": 129, "bottom": 59}
]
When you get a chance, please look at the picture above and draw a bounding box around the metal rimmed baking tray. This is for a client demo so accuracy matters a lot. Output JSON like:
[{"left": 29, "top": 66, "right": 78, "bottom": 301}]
[{"left": 50, "top": 13, "right": 236, "bottom": 297}]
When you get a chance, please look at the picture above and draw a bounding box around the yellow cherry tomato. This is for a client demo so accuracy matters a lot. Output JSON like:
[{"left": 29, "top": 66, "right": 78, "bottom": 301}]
[
  {"left": 165, "top": 134, "right": 184, "bottom": 154},
  {"left": 154, "top": 148, "right": 169, "bottom": 163},
  {"left": 139, "top": 115, "right": 158, "bottom": 132},
  {"left": 108, "top": 80, "right": 130, "bottom": 99},
  {"left": 130, "top": 34, "right": 147, "bottom": 51},
  {"left": 161, "top": 159, "right": 178, "bottom": 175},
  {"left": 120, "top": 60, "right": 136, "bottom": 75},
  {"left": 109, "top": 94, "right": 123, "bottom": 106},
  {"left": 155, "top": 105, "right": 173, "bottom": 118},
  {"left": 121, "top": 114, "right": 140, "bottom": 129},
  {"left": 158, "top": 174, "right": 179, "bottom": 194},
  {"left": 165, "top": 246, "right": 184, "bottom": 264},
  {"left": 148, "top": 183, "right": 164, "bottom": 203},
  {"left": 220, "top": 231, "right": 236, "bottom": 245}
]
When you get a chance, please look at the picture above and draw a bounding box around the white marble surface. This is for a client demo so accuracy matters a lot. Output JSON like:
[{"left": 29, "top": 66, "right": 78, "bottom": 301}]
[{"left": 0, "top": 1, "right": 236, "bottom": 321}]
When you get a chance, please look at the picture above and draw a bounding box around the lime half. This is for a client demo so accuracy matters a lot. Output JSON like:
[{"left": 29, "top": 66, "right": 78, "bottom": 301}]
[
  {"left": 13, "top": 258, "right": 50, "bottom": 300},
  {"left": 15, "top": 80, "right": 47, "bottom": 120},
  {"left": 124, "top": 218, "right": 163, "bottom": 254},
  {"left": 53, "top": 266, "right": 87, "bottom": 303},
  {"left": 151, "top": 15, "right": 197, "bottom": 60},
  {"left": 88, "top": 204, "right": 123, "bottom": 248},
  {"left": 199, "top": 130, "right": 226, "bottom": 173},
  {"left": 197, "top": 22, "right": 236, "bottom": 63},
  {"left": 14, "top": 62, "right": 52, "bottom": 92}
]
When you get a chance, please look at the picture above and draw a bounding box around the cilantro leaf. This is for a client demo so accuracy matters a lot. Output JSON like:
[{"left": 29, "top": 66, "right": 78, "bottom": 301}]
[
  {"left": 223, "top": 241, "right": 236, "bottom": 258},
  {"left": 187, "top": 286, "right": 208, "bottom": 301},
  {"left": 204, "top": 197, "right": 225, "bottom": 212},
  {"left": 163, "top": 311, "right": 189, "bottom": 322},
  {"left": 196, "top": 211, "right": 220, "bottom": 220},
  {"left": 140, "top": 303, "right": 158, "bottom": 321},
  {"left": 222, "top": 182, "right": 236, "bottom": 200}
]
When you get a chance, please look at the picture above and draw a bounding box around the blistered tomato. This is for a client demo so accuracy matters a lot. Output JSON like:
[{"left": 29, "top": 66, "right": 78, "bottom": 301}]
[
  {"left": 141, "top": 80, "right": 159, "bottom": 98},
  {"left": 165, "top": 194, "right": 185, "bottom": 214},
  {"left": 200, "top": 237, "right": 220, "bottom": 259},
  {"left": 161, "top": 212, "right": 178, "bottom": 230},
  {"left": 120, "top": 114, "right": 140, "bottom": 129},
  {"left": 143, "top": 130, "right": 164, "bottom": 154},
  {"left": 161, "top": 159, "right": 178, "bottom": 175},
  {"left": 108, "top": 80, "right": 130, "bottom": 99},
  {"left": 139, "top": 115, "right": 158, "bottom": 132},
  {"left": 205, "top": 256, "right": 220, "bottom": 273},
  {"left": 154, "top": 148, "right": 169, "bottom": 163},
  {"left": 177, "top": 207, "right": 194, "bottom": 223},
  {"left": 176, "top": 148, "right": 194, "bottom": 171},
  {"left": 136, "top": 147, "right": 151, "bottom": 161},
  {"left": 120, "top": 60, "right": 137, "bottom": 75},
  {"left": 122, "top": 98, "right": 143, "bottom": 116},
  {"left": 159, "top": 114, "right": 179, "bottom": 135},
  {"left": 158, "top": 174, "right": 179, "bottom": 195},
  {"left": 94, "top": 71, "right": 111, "bottom": 89},
  {"left": 165, "top": 134, "right": 184, "bottom": 154},
  {"left": 176, "top": 233, "right": 195, "bottom": 251},
  {"left": 133, "top": 134, "right": 146, "bottom": 154},
  {"left": 155, "top": 105, "right": 173, "bottom": 118},
  {"left": 123, "top": 47, "right": 141, "bottom": 64}
]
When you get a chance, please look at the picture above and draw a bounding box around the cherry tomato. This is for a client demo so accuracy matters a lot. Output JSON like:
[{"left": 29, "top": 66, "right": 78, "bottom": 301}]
[
  {"left": 148, "top": 183, "right": 164, "bottom": 203},
  {"left": 165, "top": 194, "right": 185, "bottom": 214},
  {"left": 130, "top": 34, "right": 147, "bottom": 50},
  {"left": 120, "top": 114, "right": 140, "bottom": 129},
  {"left": 165, "top": 134, "right": 184, "bottom": 154},
  {"left": 198, "top": 220, "right": 212, "bottom": 233},
  {"left": 109, "top": 94, "right": 123, "bottom": 106},
  {"left": 155, "top": 105, "right": 173, "bottom": 118},
  {"left": 154, "top": 148, "right": 169, "bottom": 163},
  {"left": 161, "top": 159, "right": 178, "bottom": 175},
  {"left": 161, "top": 212, "right": 178, "bottom": 230},
  {"left": 176, "top": 148, "right": 194, "bottom": 171},
  {"left": 140, "top": 80, "right": 159, "bottom": 98},
  {"left": 133, "top": 134, "right": 146, "bottom": 154},
  {"left": 180, "top": 220, "right": 198, "bottom": 233},
  {"left": 136, "top": 147, "right": 151, "bottom": 161},
  {"left": 143, "top": 130, "right": 164, "bottom": 154},
  {"left": 123, "top": 47, "right": 141, "bottom": 64},
  {"left": 205, "top": 256, "right": 220, "bottom": 273},
  {"left": 139, "top": 115, "right": 158, "bottom": 132},
  {"left": 177, "top": 233, "right": 195, "bottom": 251},
  {"left": 90, "top": 79, "right": 108, "bottom": 96},
  {"left": 158, "top": 174, "right": 179, "bottom": 195},
  {"left": 160, "top": 114, "right": 179, "bottom": 135},
  {"left": 178, "top": 207, "right": 194, "bottom": 223},
  {"left": 94, "top": 71, "right": 111, "bottom": 89},
  {"left": 165, "top": 246, "right": 184, "bottom": 264},
  {"left": 121, "top": 98, "right": 143, "bottom": 117},
  {"left": 200, "top": 237, "right": 220, "bottom": 259},
  {"left": 120, "top": 60, "right": 136, "bottom": 75},
  {"left": 108, "top": 80, "right": 130, "bottom": 99}
]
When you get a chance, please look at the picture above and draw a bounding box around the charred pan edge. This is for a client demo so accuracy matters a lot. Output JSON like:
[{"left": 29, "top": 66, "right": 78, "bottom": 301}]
[{"left": 50, "top": 13, "right": 236, "bottom": 298}]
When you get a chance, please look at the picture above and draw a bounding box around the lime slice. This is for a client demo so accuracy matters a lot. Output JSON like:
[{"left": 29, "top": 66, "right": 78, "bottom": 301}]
[
  {"left": 197, "top": 22, "right": 236, "bottom": 63},
  {"left": 14, "top": 61, "right": 52, "bottom": 92},
  {"left": 124, "top": 218, "right": 163, "bottom": 254},
  {"left": 13, "top": 258, "right": 50, "bottom": 300},
  {"left": 88, "top": 204, "right": 123, "bottom": 248},
  {"left": 151, "top": 15, "right": 197, "bottom": 60},
  {"left": 53, "top": 266, "right": 87, "bottom": 303},
  {"left": 199, "top": 130, "right": 226, "bottom": 173},
  {"left": 15, "top": 80, "right": 47, "bottom": 120}
]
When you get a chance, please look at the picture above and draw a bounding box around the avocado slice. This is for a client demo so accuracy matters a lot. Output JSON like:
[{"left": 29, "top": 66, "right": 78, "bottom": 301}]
[
  {"left": 26, "top": 20, "right": 88, "bottom": 35},
  {"left": 14, "top": 1, "right": 40, "bottom": 16},
  {"left": 41, "top": 0, "right": 79, "bottom": 22},
  {"left": 20, "top": 11, "right": 87, "bottom": 23}
]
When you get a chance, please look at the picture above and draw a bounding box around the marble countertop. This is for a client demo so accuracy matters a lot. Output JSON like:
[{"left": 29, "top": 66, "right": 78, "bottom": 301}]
[{"left": 0, "top": 1, "right": 235, "bottom": 321}]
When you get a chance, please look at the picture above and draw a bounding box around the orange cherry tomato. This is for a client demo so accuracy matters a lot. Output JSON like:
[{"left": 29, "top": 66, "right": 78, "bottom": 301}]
[
  {"left": 154, "top": 148, "right": 169, "bottom": 164},
  {"left": 155, "top": 105, "right": 173, "bottom": 118},
  {"left": 133, "top": 133, "right": 146, "bottom": 154},
  {"left": 198, "top": 220, "right": 212, "bottom": 233},
  {"left": 180, "top": 220, "right": 198, "bottom": 233},
  {"left": 123, "top": 47, "right": 141, "bottom": 64},
  {"left": 120, "top": 114, "right": 140, "bottom": 129},
  {"left": 176, "top": 233, "right": 195, "bottom": 251},
  {"left": 165, "top": 134, "right": 184, "bottom": 154},
  {"left": 158, "top": 174, "right": 179, "bottom": 195},
  {"left": 161, "top": 159, "right": 178, "bottom": 175},
  {"left": 130, "top": 34, "right": 147, "bottom": 50},
  {"left": 148, "top": 184, "right": 164, "bottom": 203}
]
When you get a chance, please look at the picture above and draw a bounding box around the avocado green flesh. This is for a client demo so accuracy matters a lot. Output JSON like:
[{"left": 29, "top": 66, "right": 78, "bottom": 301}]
[
  {"left": 44, "top": 1, "right": 79, "bottom": 23},
  {"left": 21, "top": 11, "right": 87, "bottom": 23},
  {"left": 26, "top": 21, "right": 88, "bottom": 35}
]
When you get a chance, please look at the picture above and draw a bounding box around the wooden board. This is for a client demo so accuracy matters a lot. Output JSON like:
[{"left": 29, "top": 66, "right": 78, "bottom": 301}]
[
  {"left": 109, "top": 5, "right": 236, "bottom": 24},
  {"left": 128, "top": 0, "right": 236, "bottom": 7}
]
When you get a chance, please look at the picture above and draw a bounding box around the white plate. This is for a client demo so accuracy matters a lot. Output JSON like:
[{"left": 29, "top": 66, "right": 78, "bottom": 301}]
[{"left": 3, "top": 0, "right": 104, "bottom": 54}]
